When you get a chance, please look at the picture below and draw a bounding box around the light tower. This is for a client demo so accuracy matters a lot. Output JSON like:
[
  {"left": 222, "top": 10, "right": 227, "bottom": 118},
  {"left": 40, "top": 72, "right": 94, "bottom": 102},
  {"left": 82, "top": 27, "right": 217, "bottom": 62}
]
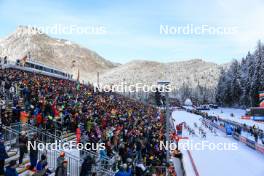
[{"left": 157, "top": 81, "right": 171, "bottom": 163}]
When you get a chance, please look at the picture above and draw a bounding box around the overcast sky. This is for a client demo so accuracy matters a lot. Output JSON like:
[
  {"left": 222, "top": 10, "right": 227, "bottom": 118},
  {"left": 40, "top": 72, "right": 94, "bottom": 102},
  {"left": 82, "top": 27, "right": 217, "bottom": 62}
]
[{"left": 0, "top": 0, "right": 264, "bottom": 64}]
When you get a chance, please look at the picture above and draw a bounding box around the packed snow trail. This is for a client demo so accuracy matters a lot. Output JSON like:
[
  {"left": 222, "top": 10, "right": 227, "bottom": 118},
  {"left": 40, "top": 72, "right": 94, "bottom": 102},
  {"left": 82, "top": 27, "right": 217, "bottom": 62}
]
[
  {"left": 172, "top": 110, "right": 264, "bottom": 176},
  {"left": 200, "top": 108, "right": 264, "bottom": 130}
]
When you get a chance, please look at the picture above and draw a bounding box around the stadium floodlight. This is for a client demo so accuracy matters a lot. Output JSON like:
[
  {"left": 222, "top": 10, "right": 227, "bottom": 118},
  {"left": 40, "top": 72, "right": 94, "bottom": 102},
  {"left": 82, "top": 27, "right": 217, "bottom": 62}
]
[{"left": 157, "top": 81, "right": 171, "bottom": 165}]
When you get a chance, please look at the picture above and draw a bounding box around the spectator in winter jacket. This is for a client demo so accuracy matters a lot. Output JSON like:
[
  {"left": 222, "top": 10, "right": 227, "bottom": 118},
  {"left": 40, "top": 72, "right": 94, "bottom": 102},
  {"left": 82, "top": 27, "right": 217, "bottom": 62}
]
[
  {"left": 80, "top": 155, "right": 95, "bottom": 176},
  {"left": 135, "top": 160, "right": 146, "bottom": 176},
  {"left": 32, "top": 162, "right": 49, "bottom": 176},
  {"left": 29, "top": 134, "right": 38, "bottom": 170},
  {"left": 12, "top": 106, "right": 21, "bottom": 123},
  {"left": 18, "top": 131, "right": 28, "bottom": 165},
  {"left": 56, "top": 152, "right": 65, "bottom": 168},
  {"left": 55, "top": 160, "right": 67, "bottom": 176},
  {"left": 115, "top": 164, "right": 132, "bottom": 176},
  {"left": 5, "top": 160, "right": 18, "bottom": 176},
  {"left": 0, "top": 139, "right": 8, "bottom": 175},
  {"left": 99, "top": 148, "right": 108, "bottom": 160},
  {"left": 36, "top": 154, "right": 48, "bottom": 172},
  {"left": 35, "top": 155, "right": 52, "bottom": 176}
]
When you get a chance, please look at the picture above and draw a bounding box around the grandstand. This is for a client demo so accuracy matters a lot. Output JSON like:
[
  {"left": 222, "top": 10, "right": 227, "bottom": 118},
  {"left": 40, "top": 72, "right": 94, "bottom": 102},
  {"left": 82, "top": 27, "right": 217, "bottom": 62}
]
[
  {"left": 1, "top": 57, "right": 73, "bottom": 80},
  {"left": 0, "top": 58, "right": 174, "bottom": 175}
]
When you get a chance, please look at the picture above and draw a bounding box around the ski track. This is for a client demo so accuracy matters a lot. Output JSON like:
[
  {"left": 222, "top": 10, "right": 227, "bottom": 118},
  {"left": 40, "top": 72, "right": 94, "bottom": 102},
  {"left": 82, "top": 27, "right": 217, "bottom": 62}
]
[
  {"left": 172, "top": 110, "right": 264, "bottom": 176},
  {"left": 201, "top": 108, "right": 264, "bottom": 131}
]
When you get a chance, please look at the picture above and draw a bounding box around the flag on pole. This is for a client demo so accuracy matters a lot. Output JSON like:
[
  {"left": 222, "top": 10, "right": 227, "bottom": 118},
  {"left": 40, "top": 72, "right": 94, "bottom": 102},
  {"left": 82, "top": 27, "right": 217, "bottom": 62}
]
[
  {"left": 76, "top": 69, "right": 80, "bottom": 91},
  {"left": 176, "top": 123, "right": 183, "bottom": 136},
  {"left": 259, "top": 91, "right": 264, "bottom": 107},
  {"left": 71, "top": 60, "right": 76, "bottom": 68},
  {"left": 21, "top": 55, "right": 27, "bottom": 66},
  {"left": 77, "top": 69, "right": 80, "bottom": 81}
]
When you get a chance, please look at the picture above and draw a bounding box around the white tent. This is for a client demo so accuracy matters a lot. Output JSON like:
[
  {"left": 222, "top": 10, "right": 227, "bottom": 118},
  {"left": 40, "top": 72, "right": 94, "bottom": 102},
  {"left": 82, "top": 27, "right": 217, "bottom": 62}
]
[{"left": 184, "top": 98, "right": 193, "bottom": 106}]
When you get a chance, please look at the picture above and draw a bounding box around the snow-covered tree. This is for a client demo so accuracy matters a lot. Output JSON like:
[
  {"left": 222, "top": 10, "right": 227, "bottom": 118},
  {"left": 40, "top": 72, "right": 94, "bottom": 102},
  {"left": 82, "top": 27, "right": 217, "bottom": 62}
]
[
  {"left": 216, "top": 41, "right": 264, "bottom": 107},
  {"left": 229, "top": 60, "right": 242, "bottom": 106}
]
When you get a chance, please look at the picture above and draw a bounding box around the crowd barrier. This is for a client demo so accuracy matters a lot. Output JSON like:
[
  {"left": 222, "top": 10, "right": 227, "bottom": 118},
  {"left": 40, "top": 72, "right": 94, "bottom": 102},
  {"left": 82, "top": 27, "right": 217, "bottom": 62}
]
[
  {"left": 186, "top": 150, "right": 200, "bottom": 176},
  {"left": 5, "top": 123, "right": 115, "bottom": 176},
  {"left": 203, "top": 118, "right": 264, "bottom": 155},
  {"left": 232, "top": 133, "right": 264, "bottom": 154}
]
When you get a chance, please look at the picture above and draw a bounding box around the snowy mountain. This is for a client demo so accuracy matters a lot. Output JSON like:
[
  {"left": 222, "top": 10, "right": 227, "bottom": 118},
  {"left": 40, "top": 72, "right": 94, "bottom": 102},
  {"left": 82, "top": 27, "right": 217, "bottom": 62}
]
[
  {"left": 0, "top": 26, "right": 116, "bottom": 80},
  {"left": 95, "top": 59, "right": 222, "bottom": 90},
  {"left": 0, "top": 26, "right": 223, "bottom": 99}
]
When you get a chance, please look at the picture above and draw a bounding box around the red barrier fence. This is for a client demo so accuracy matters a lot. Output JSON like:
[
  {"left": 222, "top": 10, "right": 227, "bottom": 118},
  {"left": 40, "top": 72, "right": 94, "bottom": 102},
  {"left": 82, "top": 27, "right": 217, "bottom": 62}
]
[
  {"left": 204, "top": 118, "right": 264, "bottom": 155},
  {"left": 187, "top": 150, "right": 200, "bottom": 176},
  {"left": 256, "top": 144, "right": 264, "bottom": 154}
]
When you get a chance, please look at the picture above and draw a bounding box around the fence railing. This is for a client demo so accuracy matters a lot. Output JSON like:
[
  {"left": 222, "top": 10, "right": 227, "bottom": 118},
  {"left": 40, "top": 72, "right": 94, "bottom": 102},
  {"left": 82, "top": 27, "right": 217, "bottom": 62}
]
[
  {"left": 9, "top": 122, "right": 62, "bottom": 143},
  {"left": 2, "top": 125, "right": 20, "bottom": 152},
  {"left": 37, "top": 148, "right": 81, "bottom": 175},
  {"left": 6, "top": 122, "right": 116, "bottom": 175},
  {"left": 80, "top": 149, "right": 116, "bottom": 172}
]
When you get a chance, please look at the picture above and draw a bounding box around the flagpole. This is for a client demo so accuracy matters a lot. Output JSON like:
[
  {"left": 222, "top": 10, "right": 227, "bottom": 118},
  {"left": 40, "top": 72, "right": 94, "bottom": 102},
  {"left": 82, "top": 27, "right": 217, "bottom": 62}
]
[{"left": 97, "top": 72, "right": 100, "bottom": 86}]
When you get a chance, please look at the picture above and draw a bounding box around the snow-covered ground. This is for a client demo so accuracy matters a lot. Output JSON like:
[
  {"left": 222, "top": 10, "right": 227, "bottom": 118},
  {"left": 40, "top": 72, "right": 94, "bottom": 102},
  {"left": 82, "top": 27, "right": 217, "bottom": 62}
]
[
  {"left": 201, "top": 108, "right": 264, "bottom": 131},
  {"left": 183, "top": 106, "right": 195, "bottom": 110},
  {"left": 202, "top": 107, "right": 246, "bottom": 119},
  {"left": 172, "top": 110, "right": 264, "bottom": 176}
]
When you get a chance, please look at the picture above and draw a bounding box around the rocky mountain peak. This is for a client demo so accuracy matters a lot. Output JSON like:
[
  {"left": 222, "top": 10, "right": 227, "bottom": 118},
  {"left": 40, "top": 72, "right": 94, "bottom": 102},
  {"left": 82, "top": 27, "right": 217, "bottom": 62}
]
[
  {"left": 0, "top": 26, "right": 116, "bottom": 80},
  {"left": 11, "top": 25, "right": 44, "bottom": 38}
]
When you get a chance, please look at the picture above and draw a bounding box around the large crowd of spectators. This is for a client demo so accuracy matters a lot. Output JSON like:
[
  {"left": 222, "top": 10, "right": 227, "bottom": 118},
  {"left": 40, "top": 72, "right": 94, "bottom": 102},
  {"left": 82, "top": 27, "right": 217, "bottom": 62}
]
[{"left": 0, "top": 67, "right": 175, "bottom": 176}]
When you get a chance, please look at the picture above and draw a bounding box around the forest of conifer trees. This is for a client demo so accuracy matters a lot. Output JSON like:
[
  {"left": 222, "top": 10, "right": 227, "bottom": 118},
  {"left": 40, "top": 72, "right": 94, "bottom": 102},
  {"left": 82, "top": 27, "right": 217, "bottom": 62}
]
[{"left": 216, "top": 41, "right": 264, "bottom": 107}]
